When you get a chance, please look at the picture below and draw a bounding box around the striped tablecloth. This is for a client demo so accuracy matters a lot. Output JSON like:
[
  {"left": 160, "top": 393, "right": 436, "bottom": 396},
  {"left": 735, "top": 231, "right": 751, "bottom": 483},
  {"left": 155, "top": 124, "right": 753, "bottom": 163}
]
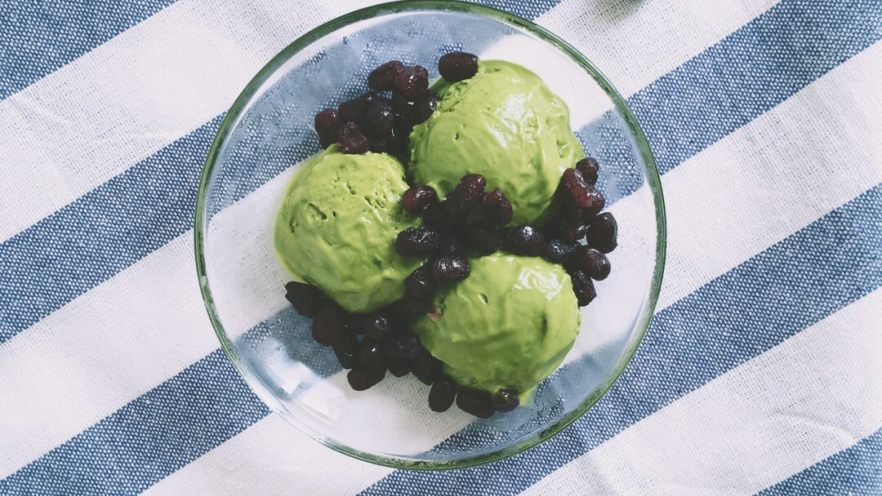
[{"left": 2, "top": 0, "right": 881, "bottom": 494}]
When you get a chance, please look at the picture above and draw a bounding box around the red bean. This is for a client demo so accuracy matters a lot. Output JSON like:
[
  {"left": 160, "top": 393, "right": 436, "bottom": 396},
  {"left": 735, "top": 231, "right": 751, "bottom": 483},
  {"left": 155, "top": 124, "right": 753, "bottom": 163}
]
[
  {"left": 561, "top": 168, "right": 593, "bottom": 208},
  {"left": 456, "top": 387, "right": 494, "bottom": 418},
  {"left": 464, "top": 222, "right": 501, "bottom": 256},
  {"left": 337, "top": 122, "right": 370, "bottom": 154},
  {"left": 396, "top": 226, "right": 441, "bottom": 257},
  {"left": 482, "top": 188, "right": 513, "bottom": 226},
  {"left": 569, "top": 270, "right": 597, "bottom": 306},
  {"left": 332, "top": 333, "right": 357, "bottom": 369},
  {"left": 405, "top": 265, "right": 435, "bottom": 300},
  {"left": 368, "top": 60, "right": 405, "bottom": 91},
  {"left": 554, "top": 219, "right": 588, "bottom": 243},
  {"left": 439, "top": 51, "right": 479, "bottom": 82},
  {"left": 393, "top": 65, "right": 429, "bottom": 99},
  {"left": 363, "top": 97, "right": 395, "bottom": 140},
  {"left": 429, "top": 376, "right": 458, "bottom": 412},
  {"left": 364, "top": 312, "right": 393, "bottom": 340},
  {"left": 314, "top": 109, "right": 340, "bottom": 148},
  {"left": 544, "top": 240, "right": 578, "bottom": 265},
  {"left": 357, "top": 338, "right": 385, "bottom": 368},
  {"left": 413, "top": 91, "right": 438, "bottom": 124},
  {"left": 492, "top": 389, "right": 519, "bottom": 412},
  {"left": 311, "top": 304, "right": 349, "bottom": 346},
  {"left": 576, "top": 157, "right": 600, "bottom": 184},
  {"left": 411, "top": 351, "right": 442, "bottom": 385},
  {"left": 382, "top": 331, "right": 422, "bottom": 360},
  {"left": 571, "top": 246, "right": 611, "bottom": 280},
  {"left": 284, "top": 281, "right": 325, "bottom": 317},
  {"left": 347, "top": 366, "right": 386, "bottom": 391},
  {"left": 400, "top": 185, "right": 438, "bottom": 215},
  {"left": 387, "top": 357, "right": 411, "bottom": 377},
  {"left": 504, "top": 225, "right": 545, "bottom": 256},
  {"left": 430, "top": 256, "right": 470, "bottom": 284},
  {"left": 338, "top": 91, "right": 377, "bottom": 124},
  {"left": 587, "top": 212, "right": 618, "bottom": 253},
  {"left": 444, "top": 174, "right": 486, "bottom": 217}
]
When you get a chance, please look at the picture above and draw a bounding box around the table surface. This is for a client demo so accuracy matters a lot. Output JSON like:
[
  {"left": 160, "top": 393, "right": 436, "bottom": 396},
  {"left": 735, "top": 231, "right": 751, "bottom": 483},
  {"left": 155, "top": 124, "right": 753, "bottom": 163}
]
[{"left": 1, "top": 0, "right": 881, "bottom": 494}]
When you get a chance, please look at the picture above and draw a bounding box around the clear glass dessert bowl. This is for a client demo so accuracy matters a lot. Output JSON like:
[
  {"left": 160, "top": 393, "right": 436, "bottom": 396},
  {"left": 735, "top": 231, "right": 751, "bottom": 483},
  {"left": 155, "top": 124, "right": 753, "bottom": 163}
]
[{"left": 194, "top": 0, "right": 665, "bottom": 470}]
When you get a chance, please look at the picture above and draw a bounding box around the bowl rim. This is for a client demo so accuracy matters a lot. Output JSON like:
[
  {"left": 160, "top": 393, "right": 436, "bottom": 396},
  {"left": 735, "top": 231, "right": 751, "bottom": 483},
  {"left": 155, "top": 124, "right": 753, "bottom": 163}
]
[{"left": 194, "top": 0, "right": 667, "bottom": 471}]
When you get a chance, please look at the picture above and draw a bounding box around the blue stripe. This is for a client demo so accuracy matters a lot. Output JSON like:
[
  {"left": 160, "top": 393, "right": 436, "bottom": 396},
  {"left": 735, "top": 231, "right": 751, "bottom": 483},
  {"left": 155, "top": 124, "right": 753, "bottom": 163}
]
[
  {"left": 0, "top": 351, "right": 269, "bottom": 496},
  {"left": 0, "top": 0, "right": 177, "bottom": 100},
  {"left": 4, "top": 183, "right": 880, "bottom": 494},
  {"left": 759, "top": 427, "right": 882, "bottom": 495},
  {"left": 360, "top": 183, "right": 882, "bottom": 495}
]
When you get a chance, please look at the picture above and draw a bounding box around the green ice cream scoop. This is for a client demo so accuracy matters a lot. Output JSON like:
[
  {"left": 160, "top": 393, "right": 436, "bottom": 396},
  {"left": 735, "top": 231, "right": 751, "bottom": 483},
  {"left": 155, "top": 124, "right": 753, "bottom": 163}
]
[
  {"left": 413, "top": 253, "right": 581, "bottom": 394},
  {"left": 410, "top": 60, "right": 584, "bottom": 224},
  {"left": 274, "top": 146, "right": 422, "bottom": 313}
]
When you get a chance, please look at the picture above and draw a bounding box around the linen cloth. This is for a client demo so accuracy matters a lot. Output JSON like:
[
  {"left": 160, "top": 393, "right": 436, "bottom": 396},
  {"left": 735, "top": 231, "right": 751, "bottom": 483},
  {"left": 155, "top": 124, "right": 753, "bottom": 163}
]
[{"left": 1, "top": 0, "right": 881, "bottom": 494}]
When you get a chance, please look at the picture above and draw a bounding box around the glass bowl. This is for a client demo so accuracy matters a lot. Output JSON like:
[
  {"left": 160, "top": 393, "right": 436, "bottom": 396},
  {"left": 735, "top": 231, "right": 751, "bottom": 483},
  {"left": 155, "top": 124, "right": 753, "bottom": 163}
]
[{"left": 195, "top": 0, "right": 665, "bottom": 470}]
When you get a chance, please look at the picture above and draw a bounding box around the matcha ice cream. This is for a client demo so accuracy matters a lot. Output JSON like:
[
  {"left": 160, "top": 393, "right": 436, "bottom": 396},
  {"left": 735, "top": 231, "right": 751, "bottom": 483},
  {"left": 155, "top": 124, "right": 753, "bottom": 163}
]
[
  {"left": 275, "top": 53, "right": 600, "bottom": 415},
  {"left": 274, "top": 146, "right": 422, "bottom": 313},
  {"left": 414, "top": 253, "right": 581, "bottom": 394},
  {"left": 410, "top": 60, "right": 584, "bottom": 224}
]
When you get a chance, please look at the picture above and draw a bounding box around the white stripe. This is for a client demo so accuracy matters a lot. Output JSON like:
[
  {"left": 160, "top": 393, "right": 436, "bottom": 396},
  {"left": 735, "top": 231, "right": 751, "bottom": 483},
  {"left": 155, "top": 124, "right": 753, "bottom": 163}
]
[
  {"left": 0, "top": 0, "right": 382, "bottom": 242},
  {"left": 522, "top": 287, "right": 882, "bottom": 496},
  {"left": 144, "top": 414, "right": 392, "bottom": 496},
  {"left": 66, "top": 29, "right": 882, "bottom": 495},
  {"left": 0, "top": 0, "right": 776, "bottom": 243}
]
